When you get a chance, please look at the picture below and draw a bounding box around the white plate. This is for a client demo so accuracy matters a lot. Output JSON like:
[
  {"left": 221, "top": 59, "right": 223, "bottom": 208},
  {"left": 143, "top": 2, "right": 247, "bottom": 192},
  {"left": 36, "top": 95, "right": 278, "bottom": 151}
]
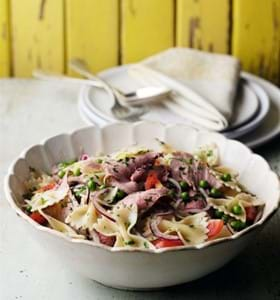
[
  {"left": 78, "top": 68, "right": 280, "bottom": 148},
  {"left": 223, "top": 78, "right": 259, "bottom": 130},
  {"left": 239, "top": 73, "right": 280, "bottom": 148},
  {"left": 97, "top": 65, "right": 265, "bottom": 133},
  {"left": 223, "top": 79, "right": 270, "bottom": 139}
]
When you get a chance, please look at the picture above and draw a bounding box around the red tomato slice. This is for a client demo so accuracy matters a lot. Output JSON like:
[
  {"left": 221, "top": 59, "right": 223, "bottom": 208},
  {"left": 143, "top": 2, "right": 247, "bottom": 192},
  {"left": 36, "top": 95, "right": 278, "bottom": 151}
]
[
  {"left": 152, "top": 238, "right": 184, "bottom": 249},
  {"left": 145, "top": 170, "right": 161, "bottom": 190},
  {"left": 245, "top": 206, "right": 258, "bottom": 222},
  {"left": 30, "top": 212, "right": 47, "bottom": 225},
  {"left": 207, "top": 219, "right": 224, "bottom": 239},
  {"left": 37, "top": 182, "right": 56, "bottom": 192}
]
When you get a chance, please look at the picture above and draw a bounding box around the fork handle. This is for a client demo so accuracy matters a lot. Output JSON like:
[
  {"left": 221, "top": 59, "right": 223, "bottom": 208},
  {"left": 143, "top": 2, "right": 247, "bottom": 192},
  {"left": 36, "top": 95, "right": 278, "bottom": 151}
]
[{"left": 33, "top": 70, "right": 104, "bottom": 88}]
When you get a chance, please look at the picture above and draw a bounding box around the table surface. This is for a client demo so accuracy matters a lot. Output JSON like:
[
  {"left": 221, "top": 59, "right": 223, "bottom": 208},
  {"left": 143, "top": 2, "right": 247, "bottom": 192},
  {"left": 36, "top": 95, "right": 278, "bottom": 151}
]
[{"left": 1, "top": 79, "right": 280, "bottom": 300}]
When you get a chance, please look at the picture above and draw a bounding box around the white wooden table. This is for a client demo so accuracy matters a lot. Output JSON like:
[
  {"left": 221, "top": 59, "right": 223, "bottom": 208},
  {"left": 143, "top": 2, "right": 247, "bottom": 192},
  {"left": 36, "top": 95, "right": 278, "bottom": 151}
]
[{"left": 1, "top": 79, "right": 280, "bottom": 300}]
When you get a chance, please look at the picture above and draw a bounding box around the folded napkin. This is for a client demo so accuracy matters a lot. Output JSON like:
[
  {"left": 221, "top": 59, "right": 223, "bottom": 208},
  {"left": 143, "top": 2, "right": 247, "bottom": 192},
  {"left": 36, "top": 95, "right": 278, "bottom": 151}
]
[{"left": 128, "top": 47, "right": 241, "bottom": 131}]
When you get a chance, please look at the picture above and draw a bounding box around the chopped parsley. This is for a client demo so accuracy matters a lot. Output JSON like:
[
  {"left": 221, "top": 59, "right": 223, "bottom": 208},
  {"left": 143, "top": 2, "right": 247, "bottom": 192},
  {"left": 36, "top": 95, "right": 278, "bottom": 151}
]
[
  {"left": 26, "top": 205, "right": 32, "bottom": 213},
  {"left": 125, "top": 240, "right": 135, "bottom": 246},
  {"left": 207, "top": 150, "right": 213, "bottom": 157},
  {"left": 40, "top": 198, "right": 47, "bottom": 205},
  {"left": 73, "top": 185, "right": 87, "bottom": 197}
]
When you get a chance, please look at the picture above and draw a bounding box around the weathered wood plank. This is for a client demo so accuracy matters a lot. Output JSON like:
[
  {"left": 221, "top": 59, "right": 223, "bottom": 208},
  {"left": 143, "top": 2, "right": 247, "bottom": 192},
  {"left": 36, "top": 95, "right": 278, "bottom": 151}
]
[
  {"left": 121, "top": 0, "right": 174, "bottom": 64},
  {"left": 0, "top": 0, "right": 10, "bottom": 77},
  {"left": 66, "top": 0, "right": 119, "bottom": 75},
  {"left": 232, "top": 0, "right": 280, "bottom": 84},
  {"left": 11, "top": 0, "right": 64, "bottom": 77},
  {"left": 176, "top": 0, "right": 231, "bottom": 53}
]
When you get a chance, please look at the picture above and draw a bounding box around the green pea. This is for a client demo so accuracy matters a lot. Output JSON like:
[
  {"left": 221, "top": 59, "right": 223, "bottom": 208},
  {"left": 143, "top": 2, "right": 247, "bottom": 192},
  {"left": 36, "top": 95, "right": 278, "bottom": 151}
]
[
  {"left": 230, "top": 220, "right": 246, "bottom": 231},
  {"left": 73, "top": 168, "right": 81, "bottom": 176},
  {"left": 181, "top": 191, "right": 189, "bottom": 202},
  {"left": 96, "top": 159, "right": 103, "bottom": 163},
  {"left": 232, "top": 204, "right": 242, "bottom": 215},
  {"left": 68, "top": 159, "right": 76, "bottom": 164},
  {"left": 214, "top": 210, "right": 224, "bottom": 218},
  {"left": 87, "top": 179, "right": 96, "bottom": 191},
  {"left": 210, "top": 188, "right": 222, "bottom": 198},
  {"left": 221, "top": 214, "right": 229, "bottom": 223},
  {"left": 58, "top": 159, "right": 76, "bottom": 169},
  {"left": 74, "top": 186, "right": 86, "bottom": 197},
  {"left": 58, "top": 170, "right": 65, "bottom": 178},
  {"left": 115, "top": 189, "right": 126, "bottom": 201},
  {"left": 221, "top": 173, "right": 231, "bottom": 182},
  {"left": 58, "top": 162, "right": 67, "bottom": 169},
  {"left": 199, "top": 180, "right": 209, "bottom": 188},
  {"left": 179, "top": 181, "right": 188, "bottom": 191}
]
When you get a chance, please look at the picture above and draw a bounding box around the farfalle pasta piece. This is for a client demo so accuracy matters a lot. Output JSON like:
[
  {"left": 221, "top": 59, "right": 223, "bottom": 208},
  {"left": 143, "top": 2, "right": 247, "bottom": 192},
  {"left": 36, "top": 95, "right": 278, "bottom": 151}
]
[
  {"left": 208, "top": 193, "right": 264, "bottom": 222},
  {"left": 210, "top": 166, "right": 241, "bottom": 192},
  {"left": 65, "top": 202, "right": 98, "bottom": 231},
  {"left": 158, "top": 212, "right": 208, "bottom": 245},
  {"left": 39, "top": 210, "right": 84, "bottom": 239},
  {"left": 94, "top": 203, "right": 153, "bottom": 249},
  {"left": 194, "top": 143, "right": 219, "bottom": 166},
  {"left": 234, "top": 193, "right": 264, "bottom": 207},
  {"left": 26, "top": 176, "right": 69, "bottom": 212}
]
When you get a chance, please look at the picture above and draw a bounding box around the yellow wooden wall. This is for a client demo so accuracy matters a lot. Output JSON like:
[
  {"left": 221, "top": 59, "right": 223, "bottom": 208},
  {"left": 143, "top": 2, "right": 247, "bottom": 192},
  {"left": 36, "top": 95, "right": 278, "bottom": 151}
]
[
  {"left": 121, "top": 0, "right": 174, "bottom": 63},
  {"left": 176, "top": 0, "right": 231, "bottom": 54},
  {"left": 66, "top": 0, "right": 119, "bottom": 75},
  {"left": 232, "top": 0, "right": 280, "bottom": 85},
  {"left": 11, "top": 0, "right": 64, "bottom": 77},
  {"left": 0, "top": 0, "right": 10, "bottom": 77},
  {"left": 1, "top": 0, "right": 280, "bottom": 84}
]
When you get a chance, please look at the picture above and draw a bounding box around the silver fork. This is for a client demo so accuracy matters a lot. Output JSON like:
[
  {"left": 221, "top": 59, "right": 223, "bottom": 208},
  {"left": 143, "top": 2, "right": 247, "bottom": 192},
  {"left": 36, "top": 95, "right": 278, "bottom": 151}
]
[{"left": 69, "top": 59, "right": 147, "bottom": 120}]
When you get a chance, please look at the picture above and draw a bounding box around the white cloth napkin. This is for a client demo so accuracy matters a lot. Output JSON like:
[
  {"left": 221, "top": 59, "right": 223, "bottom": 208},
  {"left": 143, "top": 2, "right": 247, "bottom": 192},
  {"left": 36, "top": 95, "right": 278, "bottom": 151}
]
[{"left": 128, "top": 47, "right": 240, "bottom": 131}]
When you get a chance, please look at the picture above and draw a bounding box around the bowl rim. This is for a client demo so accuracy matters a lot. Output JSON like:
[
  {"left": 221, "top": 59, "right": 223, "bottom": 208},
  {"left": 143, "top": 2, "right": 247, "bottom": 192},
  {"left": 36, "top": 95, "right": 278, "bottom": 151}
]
[{"left": 4, "top": 121, "right": 280, "bottom": 254}]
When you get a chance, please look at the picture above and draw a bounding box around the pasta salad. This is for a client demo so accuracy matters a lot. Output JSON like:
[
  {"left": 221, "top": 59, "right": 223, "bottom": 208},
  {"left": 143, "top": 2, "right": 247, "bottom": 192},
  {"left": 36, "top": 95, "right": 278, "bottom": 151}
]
[{"left": 22, "top": 143, "right": 264, "bottom": 250}]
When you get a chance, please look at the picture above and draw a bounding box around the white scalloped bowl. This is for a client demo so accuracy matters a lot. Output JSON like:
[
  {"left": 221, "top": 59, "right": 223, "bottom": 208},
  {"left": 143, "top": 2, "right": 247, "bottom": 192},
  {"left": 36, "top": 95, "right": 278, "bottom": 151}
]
[{"left": 4, "top": 122, "right": 280, "bottom": 290}]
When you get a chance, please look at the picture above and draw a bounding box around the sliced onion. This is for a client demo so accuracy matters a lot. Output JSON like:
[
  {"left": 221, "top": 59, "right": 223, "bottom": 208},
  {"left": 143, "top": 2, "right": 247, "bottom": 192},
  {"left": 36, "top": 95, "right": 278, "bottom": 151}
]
[
  {"left": 85, "top": 187, "right": 90, "bottom": 204},
  {"left": 176, "top": 198, "right": 210, "bottom": 216},
  {"left": 172, "top": 198, "right": 183, "bottom": 209},
  {"left": 167, "top": 178, "right": 181, "bottom": 194},
  {"left": 199, "top": 187, "right": 209, "bottom": 199},
  {"left": 68, "top": 176, "right": 86, "bottom": 185},
  {"left": 91, "top": 191, "right": 115, "bottom": 222},
  {"left": 80, "top": 154, "right": 89, "bottom": 161},
  {"left": 154, "top": 209, "right": 173, "bottom": 217},
  {"left": 226, "top": 223, "right": 235, "bottom": 235},
  {"left": 174, "top": 211, "right": 186, "bottom": 219},
  {"left": 87, "top": 229, "right": 100, "bottom": 242},
  {"left": 183, "top": 203, "right": 210, "bottom": 214},
  {"left": 254, "top": 209, "right": 263, "bottom": 223},
  {"left": 150, "top": 217, "right": 179, "bottom": 240}
]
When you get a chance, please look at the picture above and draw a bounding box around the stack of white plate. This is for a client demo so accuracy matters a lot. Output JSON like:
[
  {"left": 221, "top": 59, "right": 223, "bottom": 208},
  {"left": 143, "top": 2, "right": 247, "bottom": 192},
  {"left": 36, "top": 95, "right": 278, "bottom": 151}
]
[{"left": 79, "top": 65, "right": 280, "bottom": 148}]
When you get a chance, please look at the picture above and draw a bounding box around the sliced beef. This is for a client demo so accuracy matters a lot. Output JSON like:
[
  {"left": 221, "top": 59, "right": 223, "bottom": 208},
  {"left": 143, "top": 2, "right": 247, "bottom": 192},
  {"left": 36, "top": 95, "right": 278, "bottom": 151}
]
[
  {"left": 109, "top": 179, "right": 139, "bottom": 194},
  {"left": 119, "top": 187, "right": 169, "bottom": 215},
  {"left": 177, "top": 199, "right": 208, "bottom": 216},
  {"left": 96, "top": 231, "right": 116, "bottom": 247},
  {"left": 104, "top": 152, "right": 159, "bottom": 193},
  {"left": 170, "top": 158, "right": 221, "bottom": 190}
]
